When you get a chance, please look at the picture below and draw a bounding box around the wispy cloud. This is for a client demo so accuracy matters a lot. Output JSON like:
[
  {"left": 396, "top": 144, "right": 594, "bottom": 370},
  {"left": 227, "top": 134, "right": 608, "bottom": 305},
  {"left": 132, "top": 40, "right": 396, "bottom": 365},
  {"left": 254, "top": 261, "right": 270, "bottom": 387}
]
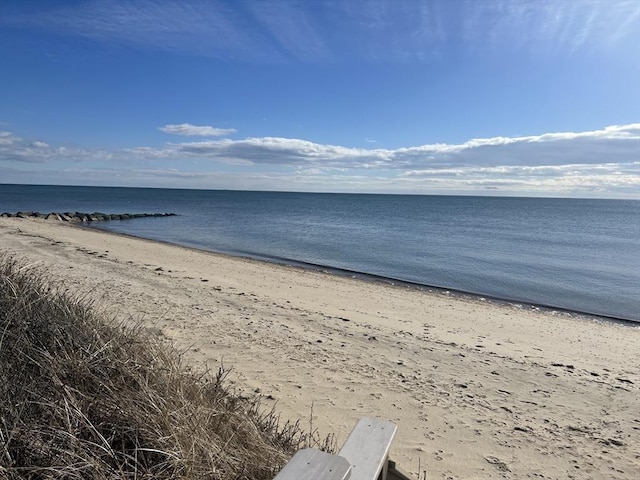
[
  {"left": 460, "top": 0, "right": 640, "bottom": 55},
  {"left": 2, "top": 125, "right": 639, "bottom": 197},
  {"left": 2, "top": 0, "right": 638, "bottom": 62},
  {"left": 243, "top": 1, "right": 332, "bottom": 62},
  {"left": 2, "top": 0, "right": 281, "bottom": 61},
  {"left": 159, "top": 123, "right": 237, "bottom": 137}
]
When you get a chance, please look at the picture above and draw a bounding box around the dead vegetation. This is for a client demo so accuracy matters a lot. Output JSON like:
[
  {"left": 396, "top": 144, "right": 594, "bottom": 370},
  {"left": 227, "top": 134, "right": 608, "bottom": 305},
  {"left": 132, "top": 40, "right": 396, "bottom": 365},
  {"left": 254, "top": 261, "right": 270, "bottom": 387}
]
[{"left": 0, "top": 254, "right": 331, "bottom": 479}]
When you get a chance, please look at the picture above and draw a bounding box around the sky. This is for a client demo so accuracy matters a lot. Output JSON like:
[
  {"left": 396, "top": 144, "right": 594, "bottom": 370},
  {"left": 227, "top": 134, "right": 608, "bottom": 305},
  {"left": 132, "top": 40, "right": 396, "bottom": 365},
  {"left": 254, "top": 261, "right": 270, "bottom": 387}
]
[{"left": 1, "top": 0, "right": 639, "bottom": 198}]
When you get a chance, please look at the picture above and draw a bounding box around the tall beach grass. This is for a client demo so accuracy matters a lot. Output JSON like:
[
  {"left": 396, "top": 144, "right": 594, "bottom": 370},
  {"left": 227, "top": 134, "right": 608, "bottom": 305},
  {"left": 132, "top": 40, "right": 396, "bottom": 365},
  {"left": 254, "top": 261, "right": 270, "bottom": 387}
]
[{"left": 0, "top": 254, "right": 330, "bottom": 479}]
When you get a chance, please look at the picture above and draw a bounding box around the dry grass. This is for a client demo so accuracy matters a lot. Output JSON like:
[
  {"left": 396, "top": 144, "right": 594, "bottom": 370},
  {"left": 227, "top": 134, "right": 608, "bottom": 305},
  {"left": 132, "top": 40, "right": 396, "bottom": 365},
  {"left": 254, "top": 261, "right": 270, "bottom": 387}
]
[{"left": 0, "top": 254, "right": 332, "bottom": 479}]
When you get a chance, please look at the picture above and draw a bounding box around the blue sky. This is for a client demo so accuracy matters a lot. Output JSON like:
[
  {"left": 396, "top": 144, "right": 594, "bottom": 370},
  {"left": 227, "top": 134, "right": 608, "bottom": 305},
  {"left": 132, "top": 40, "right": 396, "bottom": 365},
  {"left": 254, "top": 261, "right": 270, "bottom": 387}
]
[{"left": 1, "top": 0, "right": 639, "bottom": 197}]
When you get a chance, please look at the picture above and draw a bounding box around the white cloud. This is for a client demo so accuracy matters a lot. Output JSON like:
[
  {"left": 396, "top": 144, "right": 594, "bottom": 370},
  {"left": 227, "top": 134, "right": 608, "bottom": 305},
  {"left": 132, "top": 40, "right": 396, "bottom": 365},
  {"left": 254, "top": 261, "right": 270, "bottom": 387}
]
[
  {"left": 0, "top": 132, "right": 109, "bottom": 163},
  {"left": 0, "top": 131, "right": 19, "bottom": 145},
  {"left": 159, "top": 123, "right": 237, "bottom": 137},
  {"left": 163, "top": 137, "right": 391, "bottom": 166},
  {"left": 2, "top": 124, "right": 639, "bottom": 198}
]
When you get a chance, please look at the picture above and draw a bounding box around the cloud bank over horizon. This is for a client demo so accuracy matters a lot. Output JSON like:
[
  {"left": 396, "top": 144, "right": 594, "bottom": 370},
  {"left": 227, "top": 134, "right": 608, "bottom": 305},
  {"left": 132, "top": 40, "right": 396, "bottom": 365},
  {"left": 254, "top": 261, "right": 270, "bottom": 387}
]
[{"left": 1, "top": 123, "right": 638, "bottom": 198}]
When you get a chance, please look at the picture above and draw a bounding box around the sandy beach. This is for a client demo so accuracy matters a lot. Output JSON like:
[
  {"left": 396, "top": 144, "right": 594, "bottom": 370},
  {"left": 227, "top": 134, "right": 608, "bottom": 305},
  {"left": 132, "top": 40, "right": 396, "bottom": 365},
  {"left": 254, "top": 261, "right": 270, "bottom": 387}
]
[{"left": 1, "top": 217, "right": 638, "bottom": 479}]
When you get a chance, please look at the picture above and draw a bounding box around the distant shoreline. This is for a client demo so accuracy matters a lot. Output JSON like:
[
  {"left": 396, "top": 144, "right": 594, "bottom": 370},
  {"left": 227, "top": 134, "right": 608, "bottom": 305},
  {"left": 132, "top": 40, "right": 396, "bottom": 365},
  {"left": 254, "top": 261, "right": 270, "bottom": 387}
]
[{"left": 2, "top": 182, "right": 640, "bottom": 202}]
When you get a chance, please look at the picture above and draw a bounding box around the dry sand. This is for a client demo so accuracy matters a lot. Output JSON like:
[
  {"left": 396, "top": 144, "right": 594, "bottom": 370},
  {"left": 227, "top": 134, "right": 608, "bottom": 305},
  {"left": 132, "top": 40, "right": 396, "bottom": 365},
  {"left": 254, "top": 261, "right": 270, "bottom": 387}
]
[{"left": 1, "top": 217, "right": 639, "bottom": 479}]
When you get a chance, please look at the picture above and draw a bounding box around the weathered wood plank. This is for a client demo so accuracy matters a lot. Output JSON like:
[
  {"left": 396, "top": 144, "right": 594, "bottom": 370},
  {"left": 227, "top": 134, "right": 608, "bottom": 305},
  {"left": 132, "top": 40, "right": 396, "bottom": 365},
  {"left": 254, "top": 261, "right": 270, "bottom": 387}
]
[
  {"left": 274, "top": 448, "right": 352, "bottom": 480},
  {"left": 338, "top": 417, "right": 397, "bottom": 480}
]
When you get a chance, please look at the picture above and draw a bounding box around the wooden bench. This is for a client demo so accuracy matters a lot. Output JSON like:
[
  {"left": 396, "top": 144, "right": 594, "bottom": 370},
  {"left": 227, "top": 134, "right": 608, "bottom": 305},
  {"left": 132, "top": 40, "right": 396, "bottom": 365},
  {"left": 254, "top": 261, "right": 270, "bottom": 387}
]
[
  {"left": 338, "top": 417, "right": 397, "bottom": 480},
  {"left": 274, "top": 416, "right": 401, "bottom": 480},
  {"left": 273, "top": 448, "right": 351, "bottom": 480}
]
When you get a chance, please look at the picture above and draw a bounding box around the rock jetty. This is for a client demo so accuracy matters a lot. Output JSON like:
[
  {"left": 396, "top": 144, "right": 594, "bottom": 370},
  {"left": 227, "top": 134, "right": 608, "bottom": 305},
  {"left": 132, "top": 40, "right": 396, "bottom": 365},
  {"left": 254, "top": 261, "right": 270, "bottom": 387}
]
[{"left": 0, "top": 211, "right": 177, "bottom": 223}]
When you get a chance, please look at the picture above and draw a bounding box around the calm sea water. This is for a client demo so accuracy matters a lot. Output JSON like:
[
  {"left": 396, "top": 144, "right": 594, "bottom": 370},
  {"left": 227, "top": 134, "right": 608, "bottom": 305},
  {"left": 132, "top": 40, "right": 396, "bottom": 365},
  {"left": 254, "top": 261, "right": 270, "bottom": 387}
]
[{"left": 1, "top": 184, "right": 639, "bottom": 322}]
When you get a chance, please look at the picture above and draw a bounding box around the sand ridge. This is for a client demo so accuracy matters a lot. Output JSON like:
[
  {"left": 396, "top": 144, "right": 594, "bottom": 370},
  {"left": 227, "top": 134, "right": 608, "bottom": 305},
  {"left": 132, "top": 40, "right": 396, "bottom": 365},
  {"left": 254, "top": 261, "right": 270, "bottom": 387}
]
[{"left": 1, "top": 217, "right": 639, "bottom": 479}]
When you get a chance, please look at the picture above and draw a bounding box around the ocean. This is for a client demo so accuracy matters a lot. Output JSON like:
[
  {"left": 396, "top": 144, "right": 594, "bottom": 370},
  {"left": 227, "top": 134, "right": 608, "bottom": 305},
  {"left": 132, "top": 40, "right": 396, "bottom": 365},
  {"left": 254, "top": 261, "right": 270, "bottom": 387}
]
[{"left": 1, "top": 184, "right": 639, "bottom": 322}]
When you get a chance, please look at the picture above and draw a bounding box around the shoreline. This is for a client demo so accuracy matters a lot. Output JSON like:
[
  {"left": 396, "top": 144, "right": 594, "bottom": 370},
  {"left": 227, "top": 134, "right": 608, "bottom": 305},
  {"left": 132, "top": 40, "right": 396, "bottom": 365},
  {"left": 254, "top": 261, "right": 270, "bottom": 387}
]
[
  {"left": 1, "top": 217, "right": 639, "bottom": 479},
  {"left": 89, "top": 224, "right": 639, "bottom": 326}
]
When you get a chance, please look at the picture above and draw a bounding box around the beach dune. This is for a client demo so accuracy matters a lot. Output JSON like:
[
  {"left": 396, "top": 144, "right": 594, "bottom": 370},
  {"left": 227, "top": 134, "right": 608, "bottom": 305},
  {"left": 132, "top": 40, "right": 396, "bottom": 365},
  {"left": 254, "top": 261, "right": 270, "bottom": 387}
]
[{"left": 1, "top": 217, "right": 638, "bottom": 479}]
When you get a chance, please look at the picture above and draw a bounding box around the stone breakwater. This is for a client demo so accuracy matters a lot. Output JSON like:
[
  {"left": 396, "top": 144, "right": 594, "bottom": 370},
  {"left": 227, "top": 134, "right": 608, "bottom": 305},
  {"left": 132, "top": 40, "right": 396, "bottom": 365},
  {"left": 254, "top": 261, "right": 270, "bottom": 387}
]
[{"left": 0, "top": 211, "right": 177, "bottom": 222}]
